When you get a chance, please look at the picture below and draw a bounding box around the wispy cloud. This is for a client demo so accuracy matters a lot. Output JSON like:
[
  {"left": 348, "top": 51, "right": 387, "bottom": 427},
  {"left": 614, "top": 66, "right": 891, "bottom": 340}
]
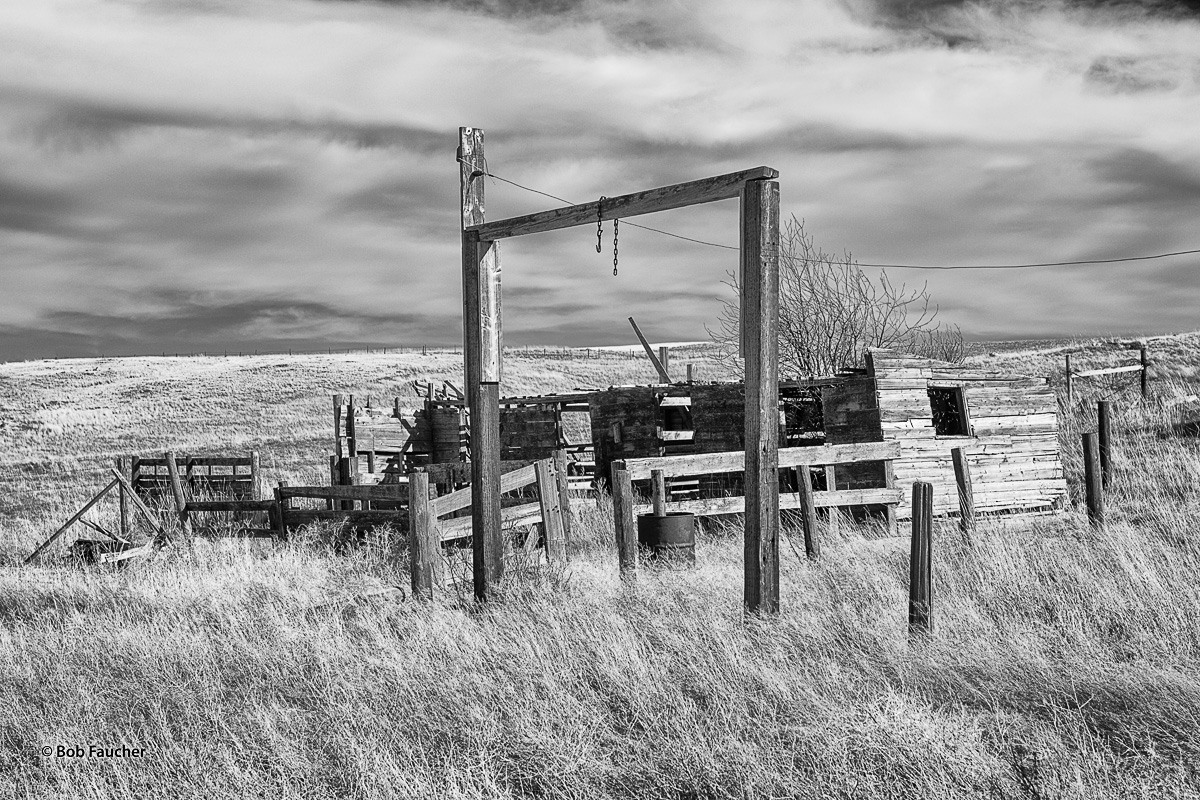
[{"left": 0, "top": 0, "right": 1199, "bottom": 360}]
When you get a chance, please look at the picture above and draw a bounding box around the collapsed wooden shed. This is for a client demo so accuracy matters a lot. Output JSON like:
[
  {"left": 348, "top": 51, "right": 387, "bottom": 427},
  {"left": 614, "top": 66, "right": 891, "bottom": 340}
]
[{"left": 332, "top": 347, "right": 1064, "bottom": 520}]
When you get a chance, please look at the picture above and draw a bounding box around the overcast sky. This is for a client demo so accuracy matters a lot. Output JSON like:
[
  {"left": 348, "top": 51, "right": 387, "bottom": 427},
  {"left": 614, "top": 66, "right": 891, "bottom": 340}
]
[{"left": 1, "top": 0, "right": 1199, "bottom": 360}]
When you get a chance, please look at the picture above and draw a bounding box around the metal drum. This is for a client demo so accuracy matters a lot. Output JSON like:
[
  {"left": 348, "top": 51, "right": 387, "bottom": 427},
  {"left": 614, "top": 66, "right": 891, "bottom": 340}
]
[{"left": 636, "top": 512, "right": 696, "bottom": 566}]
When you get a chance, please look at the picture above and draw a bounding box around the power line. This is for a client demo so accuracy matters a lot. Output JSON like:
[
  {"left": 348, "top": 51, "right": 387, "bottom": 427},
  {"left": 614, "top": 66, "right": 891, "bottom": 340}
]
[
  {"left": 474, "top": 162, "right": 1200, "bottom": 268},
  {"left": 852, "top": 248, "right": 1200, "bottom": 270}
]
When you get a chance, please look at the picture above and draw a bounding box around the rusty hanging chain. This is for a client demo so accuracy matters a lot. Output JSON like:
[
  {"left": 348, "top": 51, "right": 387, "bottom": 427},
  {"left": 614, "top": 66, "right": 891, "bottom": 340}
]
[
  {"left": 613, "top": 217, "right": 619, "bottom": 276},
  {"left": 596, "top": 197, "right": 605, "bottom": 254}
]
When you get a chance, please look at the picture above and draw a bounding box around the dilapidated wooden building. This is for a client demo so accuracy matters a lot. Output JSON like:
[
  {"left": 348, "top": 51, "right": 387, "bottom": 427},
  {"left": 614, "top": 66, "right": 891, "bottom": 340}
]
[{"left": 333, "top": 347, "right": 1065, "bottom": 519}]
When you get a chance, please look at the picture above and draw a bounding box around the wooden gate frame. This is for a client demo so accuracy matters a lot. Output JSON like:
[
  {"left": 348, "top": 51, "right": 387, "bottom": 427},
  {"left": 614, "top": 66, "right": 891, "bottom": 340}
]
[{"left": 458, "top": 127, "right": 781, "bottom": 612}]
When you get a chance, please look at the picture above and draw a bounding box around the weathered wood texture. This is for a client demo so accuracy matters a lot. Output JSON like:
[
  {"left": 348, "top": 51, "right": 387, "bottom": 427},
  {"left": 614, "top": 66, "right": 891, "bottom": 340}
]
[
  {"left": 612, "top": 465, "right": 637, "bottom": 580},
  {"left": 951, "top": 447, "right": 974, "bottom": 538},
  {"left": 1098, "top": 401, "right": 1113, "bottom": 489},
  {"left": 129, "top": 453, "right": 257, "bottom": 501},
  {"left": 1083, "top": 431, "right": 1104, "bottom": 526},
  {"left": 408, "top": 472, "right": 439, "bottom": 600},
  {"left": 867, "top": 349, "right": 1066, "bottom": 520},
  {"left": 535, "top": 459, "right": 567, "bottom": 565},
  {"left": 742, "top": 178, "right": 780, "bottom": 615},
  {"left": 909, "top": 481, "right": 934, "bottom": 635},
  {"left": 467, "top": 167, "right": 779, "bottom": 241},
  {"left": 626, "top": 316, "right": 672, "bottom": 382}
]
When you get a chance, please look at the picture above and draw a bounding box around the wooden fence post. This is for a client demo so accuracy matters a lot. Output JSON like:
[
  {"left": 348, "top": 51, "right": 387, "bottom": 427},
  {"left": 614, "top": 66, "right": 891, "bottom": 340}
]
[
  {"left": 116, "top": 456, "right": 130, "bottom": 540},
  {"left": 462, "top": 126, "right": 503, "bottom": 602},
  {"left": 909, "top": 481, "right": 933, "bottom": 636},
  {"left": 164, "top": 452, "right": 192, "bottom": 537},
  {"left": 741, "top": 177, "right": 781, "bottom": 615},
  {"left": 793, "top": 467, "right": 820, "bottom": 560},
  {"left": 686, "top": 363, "right": 693, "bottom": 384},
  {"left": 408, "top": 472, "right": 439, "bottom": 600},
  {"left": 611, "top": 464, "right": 637, "bottom": 581},
  {"left": 651, "top": 469, "right": 667, "bottom": 517},
  {"left": 250, "top": 450, "right": 261, "bottom": 501},
  {"left": 658, "top": 347, "right": 670, "bottom": 381},
  {"left": 950, "top": 447, "right": 974, "bottom": 541},
  {"left": 553, "top": 449, "right": 573, "bottom": 548},
  {"left": 1065, "top": 354, "right": 1073, "bottom": 405},
  {"left": 1083, "top": 432, "right": 1104, "bottom": 526},
  {"left": 1098, "top": 401, "right": 1113, "bottom": 489},
  {"left": 1140, "top": 346, "right": 1149, "bottom": 400},
  {"left": 536, "top": 459, "right": 567, "bottom": 565}
]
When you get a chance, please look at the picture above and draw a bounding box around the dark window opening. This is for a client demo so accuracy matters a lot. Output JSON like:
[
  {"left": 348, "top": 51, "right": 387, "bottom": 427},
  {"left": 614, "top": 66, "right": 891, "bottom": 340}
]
[
  {"left": 929, "top": 386, "right": 970, "bottom": 436},
  {"left": 782, "top": 387, "right": 825, "bottom": 446}
]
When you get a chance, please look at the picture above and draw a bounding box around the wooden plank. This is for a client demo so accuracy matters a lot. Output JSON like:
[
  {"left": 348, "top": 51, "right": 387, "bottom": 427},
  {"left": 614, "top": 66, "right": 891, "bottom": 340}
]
[
  {"left": 165, "top": 452, "right": 193, "bottom": 537},
  {"left": 468, "top": 167, "right": 778, "bottom": 240},
  {"left": 116, "top": 456, "right": 130, "bottom": 540},
  {"left": 659, "top": 396, "right": 691, "bottom": 407},
  {"left": 1072, "top": 364, "right": 1143, "bottom": 379},
  {"left": 24, "top": 479, "right": 120, "bottom": 563},
  {"left": 631, "top": 488, "right": 903, "bottom": 518},
  {"left": 277, "top": 484, "right": 407, "bottom": 502},
  {"left": 185, "top": 500, "right": 276, "bottom": 512},
  {"left": 553, "top": 449, "right": 573, "bottom": 547},
  {"left": 408, "top": 472, "right": 439, "bottom": 600},
  {"left": 628, "top": 316, "right": 672, "bottom": 382},
  {"left": 280, "top": 509, "right": 406, "bottom": 529},
  {"left": 536, "top": 460, "right": 566, "bottom": 565},
  {"left": 657, "top": 430, "right": 694, "bottom": 442},
  {"left": 622, "top": 441, "right": 900, "bottom": 480},
  {"left": 435, "top": 501, "right": 544, "bottom": 542},
  {"left": 429, "top": 462, "right": 539, "bottom": 518},
  {"left": 742, "top": 178, "right": 781, "bottom": 615}
]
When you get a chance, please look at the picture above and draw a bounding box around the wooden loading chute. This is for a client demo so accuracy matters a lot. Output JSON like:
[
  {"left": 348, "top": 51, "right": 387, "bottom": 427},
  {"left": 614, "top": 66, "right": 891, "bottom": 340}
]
[{"left": 459, "top": 126, "right": 782, "bottom": 612}]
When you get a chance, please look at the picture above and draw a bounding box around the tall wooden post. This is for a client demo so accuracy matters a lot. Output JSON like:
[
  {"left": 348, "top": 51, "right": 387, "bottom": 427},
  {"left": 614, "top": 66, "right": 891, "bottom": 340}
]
[
  {"left": 1083, "top": 432, "right": 1104, "bottom": 526},
  {"left": 909, "top": 481, "right": 934, "bottom": 636},
  {"left": 461, "top": 126, "right": 503, "bottom": 601},
  {"left": 951, "top": 447, "right": 974, "bottom": 540},
  {"left": 741, "top": 178, "right": 780, "bottom": 614},
  {"left": 1098, "top": 401, "right": 1113, "bottom": 489},
  {"left": 658, "top": 347, "right": 670, "bottom": 381},
  {"left": 651, "top": 469, "right": 667, "bottom": 517},
  {"left": 250, "top": 450, "right": 261, "bottom": 501}
]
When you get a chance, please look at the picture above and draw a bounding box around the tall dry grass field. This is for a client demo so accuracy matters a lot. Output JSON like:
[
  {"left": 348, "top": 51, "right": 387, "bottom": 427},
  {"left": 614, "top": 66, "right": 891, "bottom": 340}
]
[{"left": 2, "top": 339, "right": 1200, "bottom": 798}]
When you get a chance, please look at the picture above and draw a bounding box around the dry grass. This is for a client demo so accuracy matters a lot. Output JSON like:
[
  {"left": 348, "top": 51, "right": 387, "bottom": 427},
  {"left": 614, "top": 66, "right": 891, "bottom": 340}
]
[{"left": 2, "top": 342, "right": 1200, "bottom": 798}]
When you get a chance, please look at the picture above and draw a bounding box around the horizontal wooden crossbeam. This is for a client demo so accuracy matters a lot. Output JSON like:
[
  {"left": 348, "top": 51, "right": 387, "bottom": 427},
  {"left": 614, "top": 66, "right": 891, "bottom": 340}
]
[
  {"left": 465, "top": 167, "right": 778, "bottom": 241},
  {"left": 1072, "top": 364, "right": 1143, "bottom": 379},
  {"left": 619, "top": 441, "right": 901, "bottom": 481}
]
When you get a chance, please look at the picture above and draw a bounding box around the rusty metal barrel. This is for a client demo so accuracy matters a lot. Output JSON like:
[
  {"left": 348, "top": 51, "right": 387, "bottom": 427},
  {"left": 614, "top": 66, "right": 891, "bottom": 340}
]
[{"left": 636, "top": 512, "right": 696, "bottom": 566}]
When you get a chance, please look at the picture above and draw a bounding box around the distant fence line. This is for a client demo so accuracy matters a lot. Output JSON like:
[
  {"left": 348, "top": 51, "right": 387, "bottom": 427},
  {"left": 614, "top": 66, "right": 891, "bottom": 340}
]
[{"left": 32, "top": 345, "right": 712, "bottom": 363}]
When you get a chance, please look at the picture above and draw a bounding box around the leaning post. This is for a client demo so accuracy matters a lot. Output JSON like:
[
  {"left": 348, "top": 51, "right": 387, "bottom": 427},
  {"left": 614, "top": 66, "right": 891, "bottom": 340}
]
[
  {"left": 1098, "top": 401, "right": 1113, "bottom": 489},
  {"left": 741, "top": 177, "right": 781, "bottom": 614},
  {"left": 1140, "top": 346, "right": 1149, "bottom": 400},
  {"left": 950, "top": 447, "right": 974, "bottom": 541}
]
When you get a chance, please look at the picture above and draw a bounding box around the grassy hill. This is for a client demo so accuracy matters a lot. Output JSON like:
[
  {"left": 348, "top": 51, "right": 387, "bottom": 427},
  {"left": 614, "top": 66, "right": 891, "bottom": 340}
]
[{"left": 2, "top": 338, "right": 1200, "bottom": 798}]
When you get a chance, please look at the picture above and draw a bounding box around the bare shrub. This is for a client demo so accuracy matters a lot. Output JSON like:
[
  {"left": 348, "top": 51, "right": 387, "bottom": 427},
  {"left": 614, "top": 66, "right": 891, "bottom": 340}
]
[{"left": 709, "top": 215, "right": 963, "bottom": 379}]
